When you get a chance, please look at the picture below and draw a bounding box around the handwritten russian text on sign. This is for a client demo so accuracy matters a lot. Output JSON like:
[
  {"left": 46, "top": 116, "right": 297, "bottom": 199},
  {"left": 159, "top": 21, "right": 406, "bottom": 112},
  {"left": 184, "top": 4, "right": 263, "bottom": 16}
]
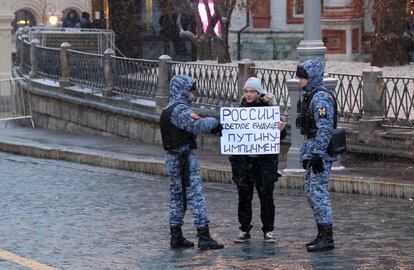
[{"left": 220, "top": 106, "right": 281, "bottom": 155}]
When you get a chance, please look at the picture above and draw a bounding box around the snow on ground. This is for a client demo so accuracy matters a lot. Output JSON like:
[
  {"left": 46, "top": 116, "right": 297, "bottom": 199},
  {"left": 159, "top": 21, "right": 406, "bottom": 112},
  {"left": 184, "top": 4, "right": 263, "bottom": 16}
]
[
  {"left": 196, "top": 60, "right": 414, "bottom": 77},
  {"left": 255, "top": 60, "right": 414, "bottom": 77}
]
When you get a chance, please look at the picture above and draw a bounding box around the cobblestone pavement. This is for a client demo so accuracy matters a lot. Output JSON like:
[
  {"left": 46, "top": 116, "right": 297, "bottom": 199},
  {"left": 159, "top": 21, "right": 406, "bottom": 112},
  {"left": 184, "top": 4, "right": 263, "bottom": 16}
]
[{"left": 0, "top": 152, "right": 413, "bottom": 270}]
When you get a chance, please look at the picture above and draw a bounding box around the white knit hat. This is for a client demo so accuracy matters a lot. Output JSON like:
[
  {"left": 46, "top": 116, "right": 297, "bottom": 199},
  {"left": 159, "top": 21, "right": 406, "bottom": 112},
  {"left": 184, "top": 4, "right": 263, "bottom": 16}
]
[{"left": 243, "top": 77, "right": 264, "bottom": 95}]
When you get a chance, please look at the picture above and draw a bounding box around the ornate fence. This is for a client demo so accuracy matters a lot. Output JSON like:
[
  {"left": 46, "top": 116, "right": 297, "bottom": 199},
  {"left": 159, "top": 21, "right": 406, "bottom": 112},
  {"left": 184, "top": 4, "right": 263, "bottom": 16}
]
[
  {"left": 22, "top": 40, "right": 31, "bottom": 74},
  {"left": 67, "top": 50, "right": 104, "bottom": 91},
  {"left": 248, "top": 69, "right": 364, "bottom": 124},
  {"left": 29, "top": 27, "right": 115, "bottom": 55},
  {"left": 14, "top": 31, "right": 414, "bottom": 129},
  {"left": 112, "top": 56, "right": 159, "bottom": 98},
  {"left": 169, "top": 61, "right": 239, "bottom": 111},
  {"left": 380, "top": 76, "right": 414, "bottom": 128},
  {"left": 328, "top": 73, "right": 364, "bottom": 123},
  {"left": 36, "top": 46, "right": 61, "bottom": 82},
  {"left": 254, "top": 68, "right": 295, "bottom": 118}
]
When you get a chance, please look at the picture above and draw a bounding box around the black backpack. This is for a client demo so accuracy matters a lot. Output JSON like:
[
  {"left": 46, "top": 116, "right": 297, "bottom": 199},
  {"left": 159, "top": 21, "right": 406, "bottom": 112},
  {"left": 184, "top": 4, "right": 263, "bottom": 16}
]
[{"left": 318, "top": 87, "right": 347, "bottom": 155}]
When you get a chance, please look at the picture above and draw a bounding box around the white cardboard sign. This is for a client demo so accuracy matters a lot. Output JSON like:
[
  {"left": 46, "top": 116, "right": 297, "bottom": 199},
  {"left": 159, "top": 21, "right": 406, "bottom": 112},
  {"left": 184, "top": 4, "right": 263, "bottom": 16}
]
[{"left": 220, "top": 106, "right": 281, "bottom": 155}]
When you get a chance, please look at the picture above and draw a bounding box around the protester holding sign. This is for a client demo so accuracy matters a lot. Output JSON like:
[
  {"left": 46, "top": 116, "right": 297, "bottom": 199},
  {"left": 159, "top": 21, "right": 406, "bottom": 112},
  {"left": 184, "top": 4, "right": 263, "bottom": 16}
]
[
  {"left": 220, "top": 105, "right": 282, "bottom": 155},
  {"left": 160, "top": 74, "right": 224, "bottom": 250},
  {"left": 296, "top": 59, "right": 336, "bottom": 252},
  {"left": 229, "top": 77, "right": 286, "bottom": 244}
]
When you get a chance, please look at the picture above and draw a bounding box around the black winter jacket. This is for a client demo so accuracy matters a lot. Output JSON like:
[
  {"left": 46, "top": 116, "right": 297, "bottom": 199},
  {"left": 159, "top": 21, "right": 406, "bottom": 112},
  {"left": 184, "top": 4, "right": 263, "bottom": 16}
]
[{"left": 229, "top": 97, "right": 286, "bottom": 187}]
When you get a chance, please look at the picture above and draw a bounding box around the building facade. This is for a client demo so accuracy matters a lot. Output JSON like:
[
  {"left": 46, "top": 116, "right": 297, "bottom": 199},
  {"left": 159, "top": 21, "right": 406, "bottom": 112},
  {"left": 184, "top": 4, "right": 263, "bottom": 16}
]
[
  {"left": 0, "top": 0, "right": 407, "bottom": 76},
  {"left": 0, "top": 0, "right": 92, "bottom": 78},
  {"left": 103, "top": 0, "right": 377, "bottom": 61},
  {"left": 229, "top": 0, "right": 375, "bottom": 61}
]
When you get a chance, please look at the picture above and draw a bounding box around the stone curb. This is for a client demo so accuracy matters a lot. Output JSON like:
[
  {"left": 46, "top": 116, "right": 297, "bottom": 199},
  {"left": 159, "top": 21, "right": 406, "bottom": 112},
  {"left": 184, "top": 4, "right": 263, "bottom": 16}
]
[
  {"left": 279, "top": 174, "right": 414, "bottom": 200},
  {"left": 0, "top": 139, "right": 413, "bottom": 200}
]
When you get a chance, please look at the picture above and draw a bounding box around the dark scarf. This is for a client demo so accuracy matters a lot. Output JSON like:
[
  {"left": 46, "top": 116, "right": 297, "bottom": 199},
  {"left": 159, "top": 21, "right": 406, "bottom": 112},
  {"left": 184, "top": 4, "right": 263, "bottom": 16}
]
[{"left": 240, "top": 96, "right": 269, "bottom": 107}]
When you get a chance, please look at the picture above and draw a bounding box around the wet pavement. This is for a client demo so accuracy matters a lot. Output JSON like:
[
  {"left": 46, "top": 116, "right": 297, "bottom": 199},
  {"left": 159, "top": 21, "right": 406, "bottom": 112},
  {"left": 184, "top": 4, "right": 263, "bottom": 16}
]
[
  {"left": 1, "top": 125, "right": 414, "bottom": 185},
  {"left": 338, "top": 153, "right": 414, "bottom": 184},
  {"left": 0, "top": 152, "right": 413, "bottom": 269}
]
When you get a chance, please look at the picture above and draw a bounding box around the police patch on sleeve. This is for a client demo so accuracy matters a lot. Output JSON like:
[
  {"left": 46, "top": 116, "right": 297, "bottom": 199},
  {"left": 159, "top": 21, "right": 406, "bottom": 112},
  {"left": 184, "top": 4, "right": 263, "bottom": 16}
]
[{"left": 318, "top": 107, "right": 327, "bottom": 118}]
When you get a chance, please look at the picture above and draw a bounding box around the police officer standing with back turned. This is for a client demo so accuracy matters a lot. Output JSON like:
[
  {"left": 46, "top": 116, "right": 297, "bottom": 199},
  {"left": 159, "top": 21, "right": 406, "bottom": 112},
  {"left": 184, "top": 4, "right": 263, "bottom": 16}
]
[{"left": 295, "top": 59, "right": 336, "bottom": 252}]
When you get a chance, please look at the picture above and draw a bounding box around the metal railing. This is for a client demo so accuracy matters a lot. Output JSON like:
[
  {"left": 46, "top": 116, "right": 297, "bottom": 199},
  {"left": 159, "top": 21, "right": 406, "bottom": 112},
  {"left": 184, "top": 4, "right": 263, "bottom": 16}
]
[
  {"left": 112, "top": 56, "right": 159, "bottom": 98},
  {"left": 328, "top": 73, "right": 364, "bottom": 123},
  {"left": 0, "top": 78, "right": 33, "bottom": 125},
  {"left": 15, "top": 37, "right": 21, "bottom": 65},
  {"left": 169, "top": 61, "right": 239, "bottom": 111},
  {"left": 29, "top": 27, "right": 115, "bottom": 55},
  {"left": 67, "top": 50, "right": 103, "bottom": 91},
  {"left": 22, "top": 40, "right": 31, "bottom": 74},
  {"left": 14, "top": 29, "right": 414, "bottom": 129},
  {"left": 254, "top": 68, "right": 295, "bottom": 118},
  {"left": 380, "top": 76, "right": 414, "bottom": 128},
  {"left": 36, "top": 45, "right": 61, "bottom": 82}
]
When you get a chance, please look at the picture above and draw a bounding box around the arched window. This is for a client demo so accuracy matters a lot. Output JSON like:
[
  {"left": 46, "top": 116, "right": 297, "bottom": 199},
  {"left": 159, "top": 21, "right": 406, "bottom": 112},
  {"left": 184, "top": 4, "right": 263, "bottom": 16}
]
[{"left": 12, "top": 9, "right": 36, "bottom": 34}]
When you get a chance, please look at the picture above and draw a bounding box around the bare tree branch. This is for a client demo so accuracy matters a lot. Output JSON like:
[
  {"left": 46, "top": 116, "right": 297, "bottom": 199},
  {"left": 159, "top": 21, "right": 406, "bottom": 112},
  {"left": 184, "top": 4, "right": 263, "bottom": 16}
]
[
  {"left": 202, "top": 0, "right": 213, "bottom": 24},
  {"left": 227, "top": 0, "right": 237, "bottom": 18},
  {"left": 201, "top": 0, "right": 215, "bottom": 36},
  {"left": 184, "top": 0, "right": 204, "bottom": 35},
  {"left": 172, "top": 0, "right": 240, "bottom": 62}
]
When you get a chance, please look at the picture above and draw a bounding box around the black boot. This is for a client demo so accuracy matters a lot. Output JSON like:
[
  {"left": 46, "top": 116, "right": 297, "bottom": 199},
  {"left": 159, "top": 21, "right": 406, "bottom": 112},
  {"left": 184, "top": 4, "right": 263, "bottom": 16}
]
[
  {"left": 197, "top": 226, "right": 224, "bottom": 250},
  {"left": 307, "top": 224, "right": 335, "bottom": 252},
  {"left": 170, "top": 227, "right": 194, "bottom": 249},
  {"left": 306, "top": 224, "right": 323, "bottom": 247}
]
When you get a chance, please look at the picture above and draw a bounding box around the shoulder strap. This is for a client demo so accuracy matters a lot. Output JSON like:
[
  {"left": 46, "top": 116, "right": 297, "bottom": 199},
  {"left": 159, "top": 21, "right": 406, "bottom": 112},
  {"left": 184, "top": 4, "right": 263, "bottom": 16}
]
[
  {"left": 165, "top": 101, "right": 186, "bottom": 112},
  {"left": 162, "top": 102, "right": 185, "bottom": 123},
  {"left": 310, "top": 86, "right": 338, "bottom": 128}
]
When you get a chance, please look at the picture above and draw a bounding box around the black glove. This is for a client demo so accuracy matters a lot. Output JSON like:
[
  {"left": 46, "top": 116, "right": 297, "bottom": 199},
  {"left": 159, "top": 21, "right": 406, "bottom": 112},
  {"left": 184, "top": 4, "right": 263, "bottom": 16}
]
[
  {"left": 310, "top": 155, "right": 324, "bottom": 174},
  {"left": 210, "top": 123, "right": 223, "bottom": 137},
  {"left": 302, "top": 160, "right": 309, "bottom": 170}
]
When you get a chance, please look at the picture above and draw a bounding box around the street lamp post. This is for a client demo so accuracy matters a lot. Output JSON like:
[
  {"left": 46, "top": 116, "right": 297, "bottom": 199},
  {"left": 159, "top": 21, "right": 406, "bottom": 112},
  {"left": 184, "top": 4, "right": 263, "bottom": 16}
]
[
  {"left": 286, "top": 1, "right": 339, "bottom": 170},
  {"left": 296, "top": 1, "right": 326, "bottom": 63}
]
